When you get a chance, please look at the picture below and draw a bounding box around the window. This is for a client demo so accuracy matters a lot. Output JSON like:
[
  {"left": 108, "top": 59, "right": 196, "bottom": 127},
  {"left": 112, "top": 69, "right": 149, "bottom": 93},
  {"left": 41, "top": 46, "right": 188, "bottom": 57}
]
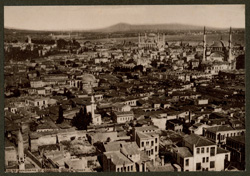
[
  {"left": 225, "top": 154, "right": 228, "bottom": 161},
  {"left": 155, "top": 138, "right": 158, "bottom": 143},
  {"left": 202, "top": 157, "right": 205, "bottom": 163},
  {"left": 206, "top": 157, "right": 209, "bottom": 162},
  {"left": 155, "top": 146, "right": 157, "bottom": 152},
  {"left": 117, "top": 168, "right": 120, "bottom": 172},
  {"left": 43, "top": 101, "right": 45, "bottom": 105},
  {"left": 131, "top": 165, "right": 133, "bottom": 171},
  {"left": 151, "top": 149, "right": 154, "bottom": 155},
  {"left": 146, "top": 141, "right": 149, "bottom": 146},
  {"left": 151, "top": 141, "right": 154, "bottom": 146},
  {"left": 207, "top": 147, "right": 209, "bottom": 153},
  {"left": 201, "top": 148, "right": 204, "bottom": 153},
  {"left": 196, "top": 163, "right": 201, "bottom": 170},
  {"left": 128, "top": 166, "right": 130, "bottom": 171},
  {"left": 124, "top": 167, "right": 126, "bottom": 172},
  {"left": 142, "top": 142, "right": 144, "bottom": 147},
  {"left": 197, "top": 148, "right": 200, "bottom": 154},
  {"left": 210, "top": 147, "right": 215, "bottom": 156},
  {"left": 210, "top": 161, "right": 215, "bottom": 168},
  {"left": 185, "top": 159, "right": 189, "bottom": 166}
]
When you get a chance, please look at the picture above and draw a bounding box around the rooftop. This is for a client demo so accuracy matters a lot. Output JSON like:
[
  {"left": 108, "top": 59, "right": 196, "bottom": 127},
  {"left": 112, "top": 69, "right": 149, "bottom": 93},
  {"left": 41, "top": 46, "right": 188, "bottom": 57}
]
[{"left": 184, "top": 133, "right": 215, "bottom": 147}]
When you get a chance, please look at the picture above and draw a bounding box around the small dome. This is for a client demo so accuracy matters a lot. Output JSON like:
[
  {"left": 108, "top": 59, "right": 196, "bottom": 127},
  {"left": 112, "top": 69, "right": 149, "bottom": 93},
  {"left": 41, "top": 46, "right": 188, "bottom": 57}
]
[{"left": 81, "top": 74, "right": 96, "bottom": 83}]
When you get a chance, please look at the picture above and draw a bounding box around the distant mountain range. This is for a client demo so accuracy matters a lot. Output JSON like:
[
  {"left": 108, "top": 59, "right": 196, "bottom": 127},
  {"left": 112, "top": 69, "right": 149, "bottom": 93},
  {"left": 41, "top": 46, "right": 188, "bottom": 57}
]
[
  {"left": 5, "top": 23, "right": 244, "bottom": 33},
  {"left": 94, "top": 23, "right": 222, "bottom": 33}
]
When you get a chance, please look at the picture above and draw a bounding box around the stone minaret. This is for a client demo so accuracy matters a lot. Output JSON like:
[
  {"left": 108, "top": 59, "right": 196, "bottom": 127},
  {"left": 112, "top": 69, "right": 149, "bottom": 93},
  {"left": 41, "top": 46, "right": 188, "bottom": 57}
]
[
  {"left": 91, "top": 94, "right": 95, "bottom": 123},
  {"left": 138, "top": 33, "right": 141, "bottom": 47},
  {"left": 203, "top": 26, "right": 206, "bottom": 62},
  {"left": 228, "top": 27, "right": 232, "bottom": 62},
  {"left": 17, "top": 129, "right": 25, "bottom": 170}
]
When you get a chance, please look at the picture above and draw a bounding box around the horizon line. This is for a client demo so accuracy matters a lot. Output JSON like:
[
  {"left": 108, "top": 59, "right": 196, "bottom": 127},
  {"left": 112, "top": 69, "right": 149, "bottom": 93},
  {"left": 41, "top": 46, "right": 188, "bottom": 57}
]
[{"left": 4, "top": 22, "right": 246, "bottom": 32}]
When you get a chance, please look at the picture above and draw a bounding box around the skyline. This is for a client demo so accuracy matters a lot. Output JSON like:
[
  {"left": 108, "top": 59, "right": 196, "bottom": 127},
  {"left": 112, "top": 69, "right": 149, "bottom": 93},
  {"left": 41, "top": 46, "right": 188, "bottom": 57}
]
[{"left": 4, "top": 5, "right": 245, "bottom": 31}]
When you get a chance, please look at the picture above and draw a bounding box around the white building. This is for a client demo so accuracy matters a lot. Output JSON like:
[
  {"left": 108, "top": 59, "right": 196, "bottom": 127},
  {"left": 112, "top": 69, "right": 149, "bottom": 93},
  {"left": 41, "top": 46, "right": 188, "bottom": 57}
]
[{"left": 173, "top": 133, "right": 230, "bottom": 171}]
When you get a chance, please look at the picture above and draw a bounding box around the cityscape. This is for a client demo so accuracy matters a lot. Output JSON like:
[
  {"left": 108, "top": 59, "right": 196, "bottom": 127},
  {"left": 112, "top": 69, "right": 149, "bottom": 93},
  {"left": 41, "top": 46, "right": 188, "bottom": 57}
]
[{"left": 4, "top": 5, "right": 245, "bottom": 173}]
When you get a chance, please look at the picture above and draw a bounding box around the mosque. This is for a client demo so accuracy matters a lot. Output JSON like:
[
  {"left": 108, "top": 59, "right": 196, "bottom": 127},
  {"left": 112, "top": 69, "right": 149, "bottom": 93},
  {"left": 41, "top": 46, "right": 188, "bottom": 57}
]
[
  {"left": 138, "top": 33, "right": 165, "bottom": 50},
  {"left": 201, "top": 27, "right": 236, "bottom": 74}
]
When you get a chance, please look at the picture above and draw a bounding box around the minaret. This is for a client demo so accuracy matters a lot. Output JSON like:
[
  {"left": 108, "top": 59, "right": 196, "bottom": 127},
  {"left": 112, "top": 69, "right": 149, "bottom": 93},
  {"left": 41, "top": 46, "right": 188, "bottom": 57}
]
[
  {"left": 27, "top": 36, "right": 32, "bottom": 44},
  {"left": 163, "top": 33, "right": 165, "bottom": 47},
  {"left": 91, "top": 94, "right": 95, "bottom": 123},
  {"left": 17, "top": 129, "right": 25, "bottom": 170},
  {"left": 228, "top": 27, "right": 232, "bottom": 62},
  {"left": 203, "top": 26, "right": 206, "bottom": 62},
  {"left": 138, "top": 33, "right": 141, "bottom": 46}
]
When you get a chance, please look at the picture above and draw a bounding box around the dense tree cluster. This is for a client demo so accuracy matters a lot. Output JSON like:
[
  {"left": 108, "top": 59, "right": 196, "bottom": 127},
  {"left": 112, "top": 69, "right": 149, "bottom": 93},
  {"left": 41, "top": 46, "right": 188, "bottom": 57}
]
[{"left": 72, "top": 106, "right": 92, "bottom": 130}]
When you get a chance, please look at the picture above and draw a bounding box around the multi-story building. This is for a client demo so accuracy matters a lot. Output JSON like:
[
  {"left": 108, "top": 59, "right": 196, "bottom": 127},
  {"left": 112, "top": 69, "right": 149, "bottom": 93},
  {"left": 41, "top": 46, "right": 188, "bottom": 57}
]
[
  {"left": 173, "top": 133, "right": 230, "bottom": 171},
  {"left": 132, "top": 125, "right": 159, "bottom": 161},
  {"left": 226, "top": 135, "right": 245, "bottom": 169},
  {"left": 113, "top": 111, "right": 134, "bottom": 124},
  {"left": 203, "top": 125, "right": 245, "bottom": 145}
]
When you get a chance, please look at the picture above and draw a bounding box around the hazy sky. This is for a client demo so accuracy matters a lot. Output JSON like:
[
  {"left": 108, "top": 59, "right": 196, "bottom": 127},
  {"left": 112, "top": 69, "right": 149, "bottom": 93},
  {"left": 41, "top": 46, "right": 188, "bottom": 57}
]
[{"left": 4, "top": 5, "right": 245, "bottom": 31}]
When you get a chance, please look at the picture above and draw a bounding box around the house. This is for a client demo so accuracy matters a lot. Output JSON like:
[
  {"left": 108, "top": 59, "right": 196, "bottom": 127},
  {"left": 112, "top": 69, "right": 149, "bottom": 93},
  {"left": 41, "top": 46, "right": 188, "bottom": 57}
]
[
  {"left": 189, "top": 123, "right": 209, "bottom": 135},
  {"left": 113, "top": 111, "right": 134, "bottom": 124},
  {"left": 102, "top": 141, "right": 148, "bottom": 172},
  {"left": 103, "top": 151, "right": 135, "bottom": 172},
  {"left": 132, "top": 125, "right": 159, "bottom": 161},
  {"left": 25, "top": 97, "right": 49, "bottom": 109},
  {"left": 203, "top": 125, "right": 245, "bottom": 145},
  {"left": 226, "top": 135, "right": 245, "bottom": 170},
  {"left": 173, "top": 133, "right": 230, "bottom": 171},
  {"left": 87, "top": 132, "right": 118, "bottom": 145},
  {"left": 112, "top": 103, "right": 131, "bottom": 112},
  {"left": 30, "top": 79, "right": 44, "bottom": 88},
  {"left": 166, "top": 119, "right": 183, "bottom": 133}
]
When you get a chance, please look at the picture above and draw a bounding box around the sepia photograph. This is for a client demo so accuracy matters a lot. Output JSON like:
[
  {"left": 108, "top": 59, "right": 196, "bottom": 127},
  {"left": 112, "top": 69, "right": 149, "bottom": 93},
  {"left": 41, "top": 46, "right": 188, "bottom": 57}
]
[{"left": 3, "top": 4, "right": 246, "bottom": 173}]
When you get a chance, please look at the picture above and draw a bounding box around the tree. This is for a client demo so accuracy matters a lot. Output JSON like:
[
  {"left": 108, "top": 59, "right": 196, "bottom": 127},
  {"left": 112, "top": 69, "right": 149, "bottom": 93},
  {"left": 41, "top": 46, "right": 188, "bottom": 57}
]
[
  {"left": 56, "top": 105, "right": 64, "bottom": 124},
  {"left": 72, "top": 106, "right": 91, "bottom": 130}
]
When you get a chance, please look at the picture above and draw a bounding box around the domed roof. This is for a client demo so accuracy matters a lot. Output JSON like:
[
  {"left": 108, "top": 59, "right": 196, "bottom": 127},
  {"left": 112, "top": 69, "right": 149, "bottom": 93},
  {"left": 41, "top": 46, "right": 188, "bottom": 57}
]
[
  {"left": 210, "top": 51, "right": 225, "bottom": 57},
  {"left": 210, "top": 41, "right": 225, "bottom": 48},
  {"left": 81, "top": 74, "right": 96, "bottom": 83},
  {"left": 148, "top": 33, "right": 156, "bottom": 37}
]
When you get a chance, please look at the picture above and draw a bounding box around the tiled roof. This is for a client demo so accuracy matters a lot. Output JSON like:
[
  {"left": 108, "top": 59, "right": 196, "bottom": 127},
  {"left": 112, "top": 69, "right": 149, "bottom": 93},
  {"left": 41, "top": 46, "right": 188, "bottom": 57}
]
[
  {"left": 104, "top": 151, "right": 133, "bottom": 166},
  {"left": 217, "top": 147, "right": 230, "bottom": 154},
  {"left": 206, "top": 125, "right": 234, "bottom": 133},
  {"left": 176, "top": 147, "right": 193, "bottom": 158},
  {"left": 121, "top": 142, "right": 140, "bottom": 156},
  {"left": 184, "top": 133, "right": 215, "bottom": 147}
]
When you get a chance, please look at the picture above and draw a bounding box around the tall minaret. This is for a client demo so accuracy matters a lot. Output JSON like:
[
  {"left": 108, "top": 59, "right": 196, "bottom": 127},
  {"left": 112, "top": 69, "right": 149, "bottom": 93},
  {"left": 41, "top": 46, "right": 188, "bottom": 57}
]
[
  {"left": 138, "top": 33, "right": 141, "bottom": 45},
  {"left": 163, "top": 33, "right": 165, "bottom": 47},
  {"left": 91, "top": 94, "right": 95, "bottom": 123},
  {"left": 17, "top": 129, "right": 25, "bottom": 170},
  {"left": 228, "top": 27, "right": 232, "bottom": 62},
  {"left": 203, "top": 26, "right": 206, "bottom": 62}
]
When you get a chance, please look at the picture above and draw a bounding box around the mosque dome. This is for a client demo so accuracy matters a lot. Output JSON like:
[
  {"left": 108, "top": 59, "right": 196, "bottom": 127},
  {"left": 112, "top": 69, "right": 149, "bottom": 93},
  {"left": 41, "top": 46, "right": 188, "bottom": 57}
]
[
  {"left": 148, "top": 33, "right": 157, "bottom": 37},
  {"left": 81, "top": 74, "right": 96, "bottom": 84},
  {"left": 210, "top": 41, "right": 225, "bottom": 48}
]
